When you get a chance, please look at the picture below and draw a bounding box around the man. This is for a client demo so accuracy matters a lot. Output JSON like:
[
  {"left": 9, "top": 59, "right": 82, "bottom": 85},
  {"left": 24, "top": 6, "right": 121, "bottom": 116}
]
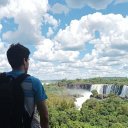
[{"left": 6, "top": 43, "right": 49, "bottom": 128}]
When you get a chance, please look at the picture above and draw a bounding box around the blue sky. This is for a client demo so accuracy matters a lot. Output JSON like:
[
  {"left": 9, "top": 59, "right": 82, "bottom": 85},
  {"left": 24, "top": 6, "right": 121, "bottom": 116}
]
[{"left": 0, "top": 0, "right": 128, "bottom": 80}]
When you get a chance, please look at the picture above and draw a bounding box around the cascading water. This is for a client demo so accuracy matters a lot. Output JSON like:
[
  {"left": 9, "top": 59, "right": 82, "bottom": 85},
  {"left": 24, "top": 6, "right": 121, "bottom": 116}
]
[
  {"left": 102, "top": 84, "right": 112, "bottom": 94},
  {"left": 67, "top": 89, "right": 92, "bottom": 110},
  {"left": 67, "top": 84, "right": 128, "bottom": 110},
  {"left": 120, "top": 85, "right": 128, "bottom": 97},
  {"left": 74, "top": 90, "right": 92, "bottom": 110},
  {"left": 90, "top": 84, "right": 125, "bottom": 96},
  {"left": 90, "top": 84, "right": 104, "bottom": 94}
]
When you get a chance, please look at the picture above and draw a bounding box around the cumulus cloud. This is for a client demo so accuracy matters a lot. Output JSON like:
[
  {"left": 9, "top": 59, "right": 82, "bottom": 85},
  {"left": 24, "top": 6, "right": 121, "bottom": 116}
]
[
  {"left": 65, "top": 0, "right": 113, "bottom": 10},
  {"left": 30, "top": 12, "right": 128, "bottom": 79},
  {"left": 28, "top": 58, "right": 55, "bottom": 79},
  {"left": 29, "top": 57, "right": 82, "bottom": 80},
  {"left": 0, "top": 42, "right": 11, "bottom": 72},
  {"left": 56, "top": 12, "right": 128, "bottom": 51},
  {"left": 64, "top": 0, "right": 128, "bottom": 10},
  {"left": 0, "top": 0, "right": 58, "bottom": 44},
  {"left": 33, "top": 39, "right": 79, "bottom": 62},
  {"left": 0, "top": 0, "right": 47, "bottom": 44},
  {"left": 43, "top": 13, "right": 59, "bottom": 28},
  {"left": 54, "top": 12, "right": 128, "bottom": 79},
  {"left": 55, "top": 19, "right": 93, "bottom": 50},
  {"left": 50, "top": 3, "right": 69, "bottom": 15}
]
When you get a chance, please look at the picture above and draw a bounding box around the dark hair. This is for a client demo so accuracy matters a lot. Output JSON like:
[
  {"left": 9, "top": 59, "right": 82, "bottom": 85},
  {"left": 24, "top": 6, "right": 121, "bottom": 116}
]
[{"left": 7, "top": 43, "right": 30, "bottom": 69}]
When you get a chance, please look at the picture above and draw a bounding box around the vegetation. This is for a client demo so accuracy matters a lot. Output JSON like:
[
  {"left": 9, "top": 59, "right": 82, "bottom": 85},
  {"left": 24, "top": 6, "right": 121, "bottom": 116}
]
[
  {"left": 57, "top": 77, "right": 128, "bottom": 86},
  {"left": 81, "top": 95, "right": 128, "bottom": 128},
  {"left": 44, "top": 84, "right": 128, "bottom": 128}
]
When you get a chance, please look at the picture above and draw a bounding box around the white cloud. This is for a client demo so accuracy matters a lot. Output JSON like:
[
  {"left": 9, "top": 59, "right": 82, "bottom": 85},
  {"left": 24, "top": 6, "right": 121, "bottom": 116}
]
[
  {"left": 0, "top": 42, "right": 7, "bottom": 54},
  {"left": 50, "top": 3, "right": 69, "bottom": 15},
  {"left": 0, "top": 0, "right": 56, "bottom": 44},
  {"left": 28, "top": 58, "right": 55, "bottom": 79},
  {"left": 115, "top": 0, "right": 128, "bottom": 4},
  {"left": 55, "top": 19, "right": 93, "bottom": 50},
  {"left": 65, "top": 0, "right": 113, "bottom": 10},
  {"left": 0, "top": 0, "right": 48, "bottom": 20},
  {"left": 33, "top": 39, "right": 79, "bottom": 62},
  {"left": 33, "top": 39, "right": 54, "bottom": 61},
  {"left": 64, "top": 0, "right": 128, "bottom": 10},
  {"left": 29, "top": 57, "right": 82, "bottom": 80},
  {"left": 0, "top": 42, "right": 11, "bottom": 72},
  {"left": 54, "top": 12, "right": 128, "bottom": 79},
  {"left": 43, "top": 13, "right": 59, "bottom": 28},
  {"left": 55, "top": 12, "right": 128, "bottom": 52}
]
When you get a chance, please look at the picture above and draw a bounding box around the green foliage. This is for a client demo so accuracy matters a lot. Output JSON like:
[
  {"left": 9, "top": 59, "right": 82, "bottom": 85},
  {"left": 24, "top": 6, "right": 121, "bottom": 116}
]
[
  {"left": 111, "top": 123, "right": 124, "bottom": 128},
  {"left": 91, "top": 90, "right": 98, "bottom": 98},
  {"left": 81, "top": 95, "right": 128, "bottom": 128},
  {"left": 46, "top": 84, "right": 128, "bottom": 128},
  {"left": 57, "top": 77, "right": 128, "bottom": 87},
  {"left": 47, "top": 94, "right": 75, "bottom": 110}
]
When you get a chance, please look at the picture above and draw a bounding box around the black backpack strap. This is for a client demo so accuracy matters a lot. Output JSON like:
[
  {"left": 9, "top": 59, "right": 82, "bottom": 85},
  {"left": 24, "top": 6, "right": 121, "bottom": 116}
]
[
  {"left": 0, "top": 72, "right": 6, "bottom": 77},
  {"left": 11, "top": 73, "right": 30, "bottom": 106},
  {"left": 0, "top": 73, "right": 16, "bottom": 85},
  {"left": 11, "top": 73, "right": 30, "bottom": 128},
  {"left": 15, "top": 74, "right": 34, "bottom": 128},
  {"left": 12, "top": 73, "right": 30, "bottom": 104},
  {"left": 0, "top": 72, "right": 8, "bottom": 81}
]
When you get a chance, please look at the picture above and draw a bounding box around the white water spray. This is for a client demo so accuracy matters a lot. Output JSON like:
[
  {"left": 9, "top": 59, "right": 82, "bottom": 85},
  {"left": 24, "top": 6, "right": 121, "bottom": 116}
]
[
  {"left": 67, "top": 89, "right": 92, "bottom": 110},
  {"left": 74, "top": 90, "right": 92, "bottom": 110}
]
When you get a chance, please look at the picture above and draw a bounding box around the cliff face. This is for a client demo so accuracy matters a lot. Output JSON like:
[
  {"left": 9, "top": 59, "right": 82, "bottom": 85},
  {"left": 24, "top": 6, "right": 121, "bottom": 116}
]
[
  {"left": 67, "top": 83, "right": 91, "bottom": 90},
  {"left": 67, "top": 83, "right": 128, "bottom": 97}
]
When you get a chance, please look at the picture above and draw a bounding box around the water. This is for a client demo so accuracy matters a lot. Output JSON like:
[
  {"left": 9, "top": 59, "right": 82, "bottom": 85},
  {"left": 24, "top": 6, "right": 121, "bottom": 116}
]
[
  {"left": 120, "top": 85, "right": 128, "bottom": 97},
  {"left": 90, "top": 84, "right": 104, "bottom": 94},
  {"left": 68, "top": 84, "right": 128, "bottom": 110},
  {"left": 67, "top": 89, "right": 92, "bottom": 110},
  {"left": 74, "top": 90, "right": 92, "bottom": 110}
]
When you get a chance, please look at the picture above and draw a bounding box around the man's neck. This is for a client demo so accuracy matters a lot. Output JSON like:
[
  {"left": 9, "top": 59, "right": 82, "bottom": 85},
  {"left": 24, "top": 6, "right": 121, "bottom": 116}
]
[
  {"left": 12, "top": 65, "right": 27, "bottom": 73},
  {"left": 13, "top": 68, "right": 25, "bottom": 72}
]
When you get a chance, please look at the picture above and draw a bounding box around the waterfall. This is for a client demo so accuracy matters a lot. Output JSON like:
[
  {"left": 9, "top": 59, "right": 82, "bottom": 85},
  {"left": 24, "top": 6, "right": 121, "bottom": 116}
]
[
  {"left": 103, "top": 84, "right": 112, "bottom": 95},
  {"left": 90, "top": 84, "right": 125, "bottom": 96},
  {"left": 67, "top": 89, "right": 92, "bottom": 110},
  {"left": 67, "top": 84, "right": 128, "bottom": 110},
  {"left": 74, "top": 90, "right": 92, "bottom": 110},
  {"left": 90, "top": 84, "right": 104, "bottom": 94},
  {"left": 120, "top": 85, "right": 128, "bottom": 97}
]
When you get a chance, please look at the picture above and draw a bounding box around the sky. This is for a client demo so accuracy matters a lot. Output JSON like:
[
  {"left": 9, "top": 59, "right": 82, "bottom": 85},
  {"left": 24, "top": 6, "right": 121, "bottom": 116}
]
[{"left": 0, "top": 0, "right": 128, "bottom": 80}]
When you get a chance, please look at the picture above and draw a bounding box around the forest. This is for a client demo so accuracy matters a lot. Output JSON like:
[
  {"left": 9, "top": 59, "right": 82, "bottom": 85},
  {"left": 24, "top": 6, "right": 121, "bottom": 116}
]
[
  {"left": 44, "top": 80, "right": 128, "bottom": 128},
  {"left": 57, "top": 77, "right": 128, "bottom": 87}
]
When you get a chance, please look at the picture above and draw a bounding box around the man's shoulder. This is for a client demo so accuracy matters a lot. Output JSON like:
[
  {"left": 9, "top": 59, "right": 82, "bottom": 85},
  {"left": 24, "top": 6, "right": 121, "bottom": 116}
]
[
  {"left": 28, "top": 75, "right": 43, "bottom": 90},
  {"left": 29, "top": 75, "right": 42, "bottom": 84}
]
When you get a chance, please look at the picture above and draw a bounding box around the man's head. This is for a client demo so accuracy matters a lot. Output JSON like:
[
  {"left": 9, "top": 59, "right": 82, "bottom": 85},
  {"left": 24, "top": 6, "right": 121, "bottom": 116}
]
[{"left": 7, "top": 43, "right": 30, "bottom": 72}]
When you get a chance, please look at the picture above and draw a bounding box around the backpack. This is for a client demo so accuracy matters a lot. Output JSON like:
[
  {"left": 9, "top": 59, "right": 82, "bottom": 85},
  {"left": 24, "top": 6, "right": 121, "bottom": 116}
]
[{"left": 0, "top": 73, "right": 33, "bottom": 128}]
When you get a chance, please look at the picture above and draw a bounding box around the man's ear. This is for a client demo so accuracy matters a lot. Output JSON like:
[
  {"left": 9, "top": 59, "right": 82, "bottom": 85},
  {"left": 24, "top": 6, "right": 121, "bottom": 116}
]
[
  {"left": 24, "top": 58, "right": 27, "bottom": 62},
  {"left": 23, "top": 58, "right": 27, "bottom": 65}
]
